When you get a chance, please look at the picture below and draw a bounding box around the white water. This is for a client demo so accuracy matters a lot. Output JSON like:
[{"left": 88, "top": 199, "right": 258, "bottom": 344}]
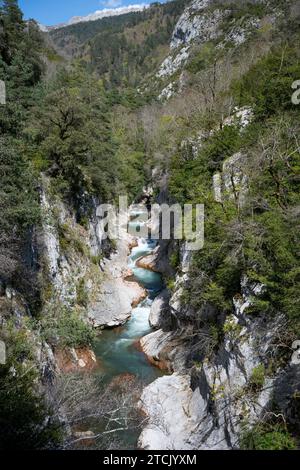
[{"left": 94, "top": 235, "right": 163, "bottom": 382}]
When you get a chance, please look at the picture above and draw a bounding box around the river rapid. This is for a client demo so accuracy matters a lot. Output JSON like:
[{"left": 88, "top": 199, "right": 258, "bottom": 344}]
[{"left": 92, "top": 210, "right": 165, "bottom": 448}]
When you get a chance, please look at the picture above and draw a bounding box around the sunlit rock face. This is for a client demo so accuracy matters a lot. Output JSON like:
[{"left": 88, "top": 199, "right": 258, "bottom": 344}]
[
  {"left": 139, "top": 279, "right": 284, "bottom": 450},
  {"left": 138, "top": 373, "right": 203, "bottom": 450},
  {"left": 171, "top": 0, "right": 223, "bottom": 50},
  {"left": 156, "top": 46, "right": 190, "bottom": 78}
]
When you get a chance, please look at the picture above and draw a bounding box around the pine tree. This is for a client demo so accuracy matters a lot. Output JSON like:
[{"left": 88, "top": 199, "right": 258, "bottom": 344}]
[{"left": 0, "top": 0, "right": 24, "bottom": 64}]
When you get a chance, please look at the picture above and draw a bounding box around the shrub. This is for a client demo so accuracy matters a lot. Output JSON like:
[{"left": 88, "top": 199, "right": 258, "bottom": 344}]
[
  {"left": 223, "top": 315, "right": 242, "bottom": 339},
  {"left": 240, "top": 424, "right": 296, "bottom": 450},
  {"left": 41, "top": 306, "right": 95, "bottom": 348},
  {"left": 0, "top": 323, "right": 62, "bottom": 450},
  {"left": 248, "top": 364, "right": 265, "bottom": 391},
  {"left": 0, "top": 364, "right": 62, "bottom": 450},
  {"left": 170, "top": 250, "right": 180, "bottom": 270},
  {"left": 166, "top": 278, "right": 175, "bottom": 290},
  {"left": 76, "top": 278, "right": 89, "bottom": 308}
]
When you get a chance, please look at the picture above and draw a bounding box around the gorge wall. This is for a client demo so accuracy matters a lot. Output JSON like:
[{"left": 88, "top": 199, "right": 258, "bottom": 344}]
[{"left": 1, "top": 0, "right": 299, "bottom": 451}]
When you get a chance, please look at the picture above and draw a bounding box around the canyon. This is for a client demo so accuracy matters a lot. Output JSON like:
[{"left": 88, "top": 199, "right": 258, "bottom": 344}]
[{"left": 0, "top": 0, "right": 299, "bottom": 452}]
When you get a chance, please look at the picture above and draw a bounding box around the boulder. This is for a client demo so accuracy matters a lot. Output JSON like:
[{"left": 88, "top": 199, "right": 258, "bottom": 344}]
[
  {"left": 149, "top": 289, "right": 169, "bottom": 329},
  {"left": 89, "top": 278, "right": 146, "bottom": 328},
  {"left": 55, "top": 347, "right": 99, "bottom": 373},
  {"left": 138, "top": 373, "right": 202, "bottom": 450},
  {"left": 140, "top": 328, "right": 186, "bottom": 372}
]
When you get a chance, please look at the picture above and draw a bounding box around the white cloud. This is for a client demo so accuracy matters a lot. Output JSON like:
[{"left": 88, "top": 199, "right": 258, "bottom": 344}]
[
  {"left": 48, "top": 3, "right": 149, "bottom": 29},
  {"left": 100, "top": 0, "right": 123, "bottom": 7}
]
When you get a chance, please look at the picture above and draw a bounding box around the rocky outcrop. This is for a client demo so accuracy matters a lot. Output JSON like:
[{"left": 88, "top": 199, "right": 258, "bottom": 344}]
[
  {"left": 213, "top": 152, "right": 249, "bottom": 207},
  {"left": 136, "top": 241, "right": 174, "bottom": 278},
  {"left": 138, "top": 374, "right": 203, "bottom": 450},
  {"left": 158, "top": 82, "right": 176, "bottom": 101},
  {"left": 40, "top": 183, "right": 104, "bottom": 305},
  {"left": 138, "top": 273, "right": 285, "bottom": 450},
  {"left": 41, "top": 179, "right": 144, "bottom": 328},
  {"left": 88, "top": 232, "right": 147, "bottom": 328},
  {"left": 171, "top": 0, "right": 223, "bottom": 50},
  {"left": 156, "top": 46, "right": 190, "bottom": 78},
  {"left": 55, "top": 347, "right": 98, "bottom": 373},
  {"left": 140, "top": 330, "right": 174, "bottom": 371},
  {"left": 136, "top": 250, "right": 159, "bottom": 272},
  {"left": 149, "top": 289, "right": 170, "bottom": 329},
  {"left": 89, "top": 276, "right": 146, "bottom": 328},
  {"left": 140, "top": 326, "right": 188, "bottom": 372}
]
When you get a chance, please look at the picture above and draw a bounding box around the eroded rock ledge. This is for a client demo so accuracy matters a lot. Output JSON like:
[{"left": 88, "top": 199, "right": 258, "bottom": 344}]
[{"left": 138, "top": 374, "right": 202, "bottom": 450}]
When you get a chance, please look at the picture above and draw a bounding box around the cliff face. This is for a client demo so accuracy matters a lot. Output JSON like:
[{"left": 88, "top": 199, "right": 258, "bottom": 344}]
[
  {"left": 40, "top": 178, "right": 144, "bottom": 329},
  {"left": 137, "top": 0, "right": 300, "bottom": 450},
  {"left": 155, "top": 0, "right": 275, "bottom": 100},
  {"left": 139, "top": 274, "right": 285, "bottom": 449},
  {"left": 1, "top": 0, "right": 299, "bottom": 451}
]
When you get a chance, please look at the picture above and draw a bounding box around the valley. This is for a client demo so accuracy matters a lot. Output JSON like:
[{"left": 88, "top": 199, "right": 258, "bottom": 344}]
[{"left": 0, "top": 0, "right": 300, "bottom": 452}]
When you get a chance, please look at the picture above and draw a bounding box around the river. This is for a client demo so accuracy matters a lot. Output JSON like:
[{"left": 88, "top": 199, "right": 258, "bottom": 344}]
[
  {"left": 94, "top": 238, "right": 163, "bottom": 383},
  {"left": 92, "top": 216, "right": 165, "bottom": 448}
]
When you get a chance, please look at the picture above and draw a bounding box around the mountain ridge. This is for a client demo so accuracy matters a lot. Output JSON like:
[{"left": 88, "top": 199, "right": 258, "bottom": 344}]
[{"left": 39, "top": 3, "right": 150, "bottom": 31}]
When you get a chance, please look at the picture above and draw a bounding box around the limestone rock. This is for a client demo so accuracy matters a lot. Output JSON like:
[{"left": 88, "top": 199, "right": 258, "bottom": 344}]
[
  {"left": 140, "top": 328, "right": 186, "bottom": 372},
  {"left": 138, "top": 373, "right": 202, "bottom": 450},
  {"left": 89, "top": 278, "right": 146, "bottom": 328},
  {"left": 171, "top": 0, "right": 223, "bottom": 50},
  {"left": 149, "top": 289, "right": 170, "bottom": 329}
]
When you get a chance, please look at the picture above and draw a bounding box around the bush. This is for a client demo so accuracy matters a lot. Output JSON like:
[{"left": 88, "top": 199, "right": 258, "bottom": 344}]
[
  {"left": 240, "top": 424, "right": 296, "bottom": 450},
  {"left": 248, "top": 364, "right": 265, "bottom": 391},
  {"left": 0, "top": 324, "right": 62, "bottom": 450},
  {"left": 0, "top": 364, "right": 62, "bottom": 450},
  {"left": 232, "top": 45, "right": 300, "bottom": 119},
  {"left": 76, "top": 278, "right": 89, "bottom": 308},
  {"left": 41, "top": 305, "right": 95, "bottom": 348},
  {"left": 170, "top": 250, "right": 180, "bottom": 270}
]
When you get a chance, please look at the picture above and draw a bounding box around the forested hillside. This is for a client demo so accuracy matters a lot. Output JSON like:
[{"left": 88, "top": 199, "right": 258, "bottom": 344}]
[
  {"left": 0, "top": 0, "right": 300, "bottom": 452},
  {"left": 0, "top": 0, "right": 149, "bottom": 449},
  {"left": 49, "top": 1, "right": 188, "bottom": 87}
]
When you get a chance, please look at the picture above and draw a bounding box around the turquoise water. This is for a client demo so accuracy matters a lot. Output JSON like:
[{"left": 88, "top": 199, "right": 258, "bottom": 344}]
[
  {"left": 94, "top": 238, "right": 164, "bottom": 384},
  {"left": 88, "top": 235, "right": 165, "bottom": 448}
]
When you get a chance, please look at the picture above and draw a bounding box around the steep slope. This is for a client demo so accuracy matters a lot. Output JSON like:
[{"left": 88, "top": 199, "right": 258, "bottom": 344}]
[
  {"left": 134, "top": 0, "right": 300, "bottom": 450},
  {"left": 1, "top": 0, "right": 300, "bottom": 452},
  {"left": 48, "top": 1, "right": 188, "bottom": 86}
]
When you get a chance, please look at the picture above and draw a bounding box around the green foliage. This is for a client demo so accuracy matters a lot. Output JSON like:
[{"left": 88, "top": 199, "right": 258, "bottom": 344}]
[
  {"left": 0, "top": 137, "right": 40, "bottom": 232},
  {"left": 248, "top": 364, "right": 265, "bottom": 391},
  {"left": 50, "top": 0, "right": 188, "bottom": 88},
  {"left": 202, "top": 282, "right": 228, "bottom": 311},
  {"left": 223, "top": 315, "right": 242, "bottom": 339},
  {"left": 219, "top": 1, "right": 268, "bottom": 32},
  {"left": 170, "top": 249, "right": 180, "bottom": 270},
  {"left": 166, "top": 278, "right": 176, "bottom": 291},
  {"left": 0, "top": 363, "right": 62, "bottom": 450},
  {"left": 5, "top": 323, "right": 34, "bottom": 362},
  {"left": 25, "top": 66, "right": 117, "bottom": 201},
  {"left": 232, "top": 45, "right": 300, "bottom": 119},
  {"left": 0, "top": 321, "right": 62, "bottom": 450},
  {"left": 201, "top": 125, "right": 242, "bottom": 172},
  {"left": 25, "top": 65, "right": 147, "bottom": 204},
  {"left": 76, "top": 278, "right": 89, "bottom": 308},
  {"left": 0, "top": 3, "right": 44, "bottom": 135},
  {"left": 169, "top": 40, "right": 300, "bottom": 337},
  {"left": 187, "top": 42, "right": 218, "bottom": 74},
  {"left": 0, "top": 1, "right": 43, "bottom": 306},
  {"left": 41, "top": 305, "right": 95, "bottom": 348},
  {"left": 90, "top": 254, "right": 103, "bottom": 265},
  {"left": 240, "top": 424, "right": 296, "bottom": 450}
]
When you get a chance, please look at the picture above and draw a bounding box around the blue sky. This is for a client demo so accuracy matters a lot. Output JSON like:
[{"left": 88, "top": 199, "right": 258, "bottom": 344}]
[{"left": 19, "top": 0, "right": 161, "bottom": 26}]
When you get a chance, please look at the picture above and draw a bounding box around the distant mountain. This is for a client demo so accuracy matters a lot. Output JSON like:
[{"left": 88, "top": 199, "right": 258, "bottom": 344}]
[
  {"left": 48, "top": 0, "right": 188, "bottom": 87},
  {"left": 40, "top": 4, "right": 150, "bottom": 31}
]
